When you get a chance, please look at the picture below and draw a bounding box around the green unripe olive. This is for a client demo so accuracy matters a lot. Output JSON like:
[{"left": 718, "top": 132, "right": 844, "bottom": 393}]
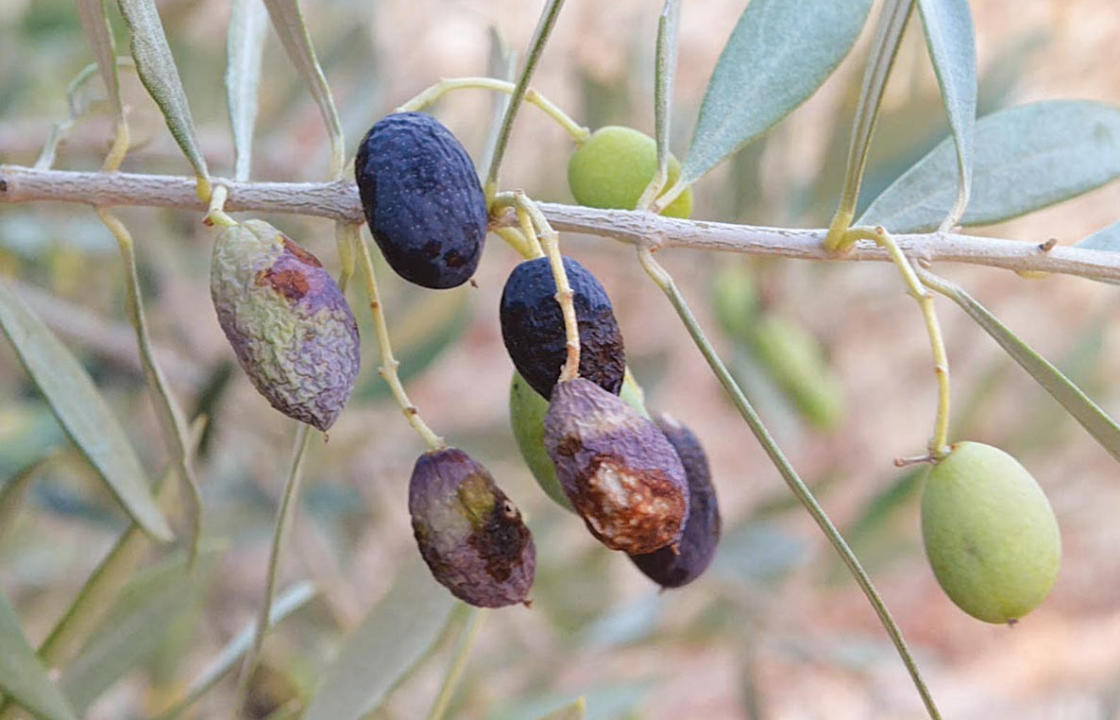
[
  {"left": 750, "top": 315, "right": 843, "bottom": 431},
  {"left": 568, "top": 126, "right": 694, "bottom": 218},
  {"left": 509, "top": 368, "right": 648, "bottom": 512},
  {"left": 921, "top": 442, "right": 1061, "bottom": 624}
]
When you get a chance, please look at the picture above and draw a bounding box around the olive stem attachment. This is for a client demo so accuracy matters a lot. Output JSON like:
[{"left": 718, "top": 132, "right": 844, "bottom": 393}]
[
  {"left": 492, "top": 225, "right": 542, "bottom": 261},
  {"left": 353, "top": 223, "right": 445, "bottom": 450},
  {"left": 235, "top": 423, "right": 312, "bottom": 711},
  {"left": 396, "top": 76, "right": 589, "bottom": 145},
  {"left": 203, "top": 184, "right": 237, "bottom": 228},
  {"left": 846, "top": 225, "right": 951, "bottom": 458},
  {"left": 424, "top": 607, "right": 486, "bottom": 720},
  {"left": 98, "top": 208, "right": 204, "bottom": 567},
  {"left": 636, "top": 244, "right": 942, "bottom": 720},
  {"left": 493, "top": 191, "right": 581, "bottom": 383}
]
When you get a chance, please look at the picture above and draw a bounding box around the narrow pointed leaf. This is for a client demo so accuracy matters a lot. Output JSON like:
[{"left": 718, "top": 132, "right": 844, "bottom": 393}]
[
  {"left": 861, "top": 101, "right": 1120, "bottom": 232},
  {"left": 116, "top": 0, "right": 209, "bottom": 178},
  {"left": 262, "top": 0, "right": 344, "bottom": 177},
  {"left": 59, "top": 552, "right": 212, "bottom": 713},
  {"left": 682, "top": 0, "right": 874, "bottom": 184},
  {"left": 1078, "top": 219, "right": 1120, "bottom": 253},
  {"left": 0, "top": 455, "right": 53, "bottom": 543},
  {"left": 0, "top": 280, "right": 172, "bottom": 541},
  {"left": 302, "top": 560, "right": 457, "bottom": 720},
  {"left": 226, "top": 0, "right": 269, "bottom": 182},
  {"left": 916, "top": 0, "right": 976, "bottom": 229},
  {"left": 0, "top": 593, "right": 79, "bottom": 720},
  {"left": 76, "top": 0, "right": 123, "bottom": 119},
  {"left": 920, "top": 269, "right": 1120, "bottom": 463},
  {"left": 152, "top": 582, "right": 316, "bottom": 720},
  {"left": 650, "top": 0, "right": 680, "bottom": 195}
]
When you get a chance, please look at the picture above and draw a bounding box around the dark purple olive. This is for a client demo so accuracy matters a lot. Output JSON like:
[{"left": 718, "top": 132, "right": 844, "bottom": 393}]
[
  {"left": 630, "top": 414, "right": 721, "bottom": 588},
  {"left": 544, "top": 378, "right": 687, "bottom": 554},
  {"left": 355, "top": 112, "right": 488, "bottom": 289},
  {"left": 500, "top": 256, "right": 625, "bottom": 399},
  {"left": 409, "top": 447, "right": 535, "bottom": 607}
]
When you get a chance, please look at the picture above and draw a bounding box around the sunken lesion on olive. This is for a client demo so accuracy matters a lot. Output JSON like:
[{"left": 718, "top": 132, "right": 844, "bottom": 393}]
[
  {"left": 544, "top": 378, "right": 688, "bottom": 555},
  {"left": 409, "top": 447, "right": 536, "bottom": 608}
]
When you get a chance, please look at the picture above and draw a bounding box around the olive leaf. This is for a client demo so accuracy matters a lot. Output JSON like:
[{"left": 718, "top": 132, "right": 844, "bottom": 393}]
[
  {"left": 59, "top": 551, "right": 213, "bottom": 714},
  {"left": 916, "top": 0, "right": 977, "bottom": 230},
  {"left": 0, "top": 592, "right": 79, "bottom": 720},
  {"left": 0, "top": 455, "right": 53, "bottom": 544},
  {"left": 681, "top": 0, "right": 874, "bottom": 184},
  {"left": 860, "top": 101, "right": 1120, "bottom": 232},
  {"left": 639, "top": 0, "right": 681, "bottom": 209},
  {"left": 226, "top": 0, "right": 270, "bottom": 182},
  {"left": 262, "top": 0, "right": 345, "bottom": 178},
  {"left": 76, "top": 0, "right": 123, "bottom": 120},
  {"left": 151, "top": 582, "right": 316, "bottom": 720},
  {"left": 919, "top": 269, "right": 1120, "bottom": 463},
  {"left": 1077, "top": 219, "right": 1120, "bottom": 253},
  {"left": 116, "top": 0, "right": 209, "bottom": 179},
  {"left": 0, "top": 280, "right": 172, "bottom": 542},
  {"left": 302, "top": 559, "right": 457, "bottom": 720}
]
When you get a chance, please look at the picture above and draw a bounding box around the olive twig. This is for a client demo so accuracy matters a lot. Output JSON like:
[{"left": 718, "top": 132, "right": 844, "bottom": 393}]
[
  {"left": 354, "top": 224, "right": 445, "bottom": 450},
  {"left": 493, "top": 191, "right": 581, "bottom": 383},
  {"left": 492, "top": 226, "right": 541, "bottom": 261},
  {"left": 636, "top": 244, "right": 942, "bottom": 720},
  {"left": 849, "top": 226, "right": 951, "bottom": 458},
  {"left": 97, "top": 209, "right": 205, "bottom": 567},
  {"left": 395, "top": 76, "right": 589, "bottom": 145},
  {"left": 424, "top": 607, "right": 486, "bottom": 720},
  {"left": 203, "top": 184, "right": 237, "bottom": 227}
]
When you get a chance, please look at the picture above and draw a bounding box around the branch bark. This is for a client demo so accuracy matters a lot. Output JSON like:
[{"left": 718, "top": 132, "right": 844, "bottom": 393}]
[{"left": 3, "top": 164, "right": 1118, "bottom": 282}]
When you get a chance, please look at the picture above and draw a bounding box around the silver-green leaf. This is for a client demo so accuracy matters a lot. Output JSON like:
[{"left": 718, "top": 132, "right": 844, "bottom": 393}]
[
  {"left": 76, "top": 0, "right": 123, "bottom": 120},
  {"left": 0, "top": 280, "right": 173, "bottom": 542},
  {"left": 681, "top": 0, "right": 874, "bottom": 184},
  {"left": 262, "top": 0, "right": 345, "bottom": 178},
  {"left": 916, "top": 0, "right": 977, "bottom": 230},
  {"left": 226, "top": 0, "right": 269, "bottom": 182},
  {"left": 919, "top": 269, "right": 1120, "bottom": 463},
  {"left": 302, "top": 560, "right": 457, "bottom": 720},
  {"left": 1077, "top": 219, "right": 1120, "bottom": 253},
  {"left": 116, "top": 0, "right": 209, "bottom": 178},
  {"left": 0, "top": 592, "right": 79, "bottom": 720},
  {"left": 860, "top": 100, "right": 1120, "bottom": 232}
]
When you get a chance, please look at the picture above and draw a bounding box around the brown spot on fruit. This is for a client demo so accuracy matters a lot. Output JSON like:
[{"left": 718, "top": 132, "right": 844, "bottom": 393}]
[
  {"left": 255, "top": 267, "right": 310, "bottom": 300},
  {"left": 281, "top": 235, "right": 323, "bottom": 267},
  {"left": 573, "top": 456, "right": 687, "bottom": 553}
]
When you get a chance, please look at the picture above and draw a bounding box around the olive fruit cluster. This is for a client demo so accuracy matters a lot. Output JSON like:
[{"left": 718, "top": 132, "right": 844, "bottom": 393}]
[{"left": 921, "top": 442, "right": 1061, "bottom": 623}]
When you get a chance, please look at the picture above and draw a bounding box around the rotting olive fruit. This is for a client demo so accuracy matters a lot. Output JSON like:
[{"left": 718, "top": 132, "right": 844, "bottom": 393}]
[
  {"left": 409, "top": 447, "right": 535, "bottom": 608},
  {"left": 921, "top": 441, "right": 1061, "bottom": 624},
  {"left": 500, "top": 255, "right": 625, "bottom": 399},
  {"left": 567, "top": 125, "right": 693, "bottom": 219},
  {"left": 355, "top": 112, "right": 488, "bottom": 289},
  {"left": 210, "top": 219, "right": 359, "bottom": 431},
  {"left": 629, "top": 414, "right": 721, "bottom": 588},
  {"left": 544, "top": 377, "right": 688, "bottom": 554},
  {"left": 509, "top": 368, "right": 648, "bottom": 512}
]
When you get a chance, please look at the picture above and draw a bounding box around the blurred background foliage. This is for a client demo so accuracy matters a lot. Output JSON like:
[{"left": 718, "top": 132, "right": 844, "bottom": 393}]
[{"left": 2, "top": 1, "right": 1120, "bottom": 718}]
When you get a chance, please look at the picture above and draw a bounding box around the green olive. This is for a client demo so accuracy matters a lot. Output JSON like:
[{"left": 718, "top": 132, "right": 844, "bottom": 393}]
[
  {"left": 567, "top": 126, "right": 694, "bottom": 218},
  {"left": 509, "top": 368, "right": 648, "bottom": 512},
  {"left": 921, "top": 442, "right": 1061, "bottom": 623},
  {"left": 750, "top": 314, "right": 843, "bottom": 430}
]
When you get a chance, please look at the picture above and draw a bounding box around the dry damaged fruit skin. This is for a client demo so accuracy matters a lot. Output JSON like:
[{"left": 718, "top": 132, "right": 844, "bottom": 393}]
[
  {"left": 355, "top": 112, "right": 488, "bottom": 289},
  {"left": 210, "top": 220, "right": 359, "bottom": 431},
  {"left": 545, "top": 378, "right": 688, "bottom": 554},
  {"left": 921, "top": 442, "right": 1061, "bottom": 624},
  {"left": 567, "top": 125, "right": 693, "bottom": 218},
  {"left": 509, "top": 369, "right": 649, "bottom": 512},
  {"left": 630, "top": 414, "right": 721, "bottom": 588},
  {"left": 500, "top": 256, "right": 625, "bottom": 399},
  {"left": 409, "top": 447, "right": 536, "bottom": 607}
]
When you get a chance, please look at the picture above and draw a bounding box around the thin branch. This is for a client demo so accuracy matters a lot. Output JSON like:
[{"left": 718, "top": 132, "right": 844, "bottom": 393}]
[{"left": 3, "top": 166, "right": 1120, "bottom": 282}]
